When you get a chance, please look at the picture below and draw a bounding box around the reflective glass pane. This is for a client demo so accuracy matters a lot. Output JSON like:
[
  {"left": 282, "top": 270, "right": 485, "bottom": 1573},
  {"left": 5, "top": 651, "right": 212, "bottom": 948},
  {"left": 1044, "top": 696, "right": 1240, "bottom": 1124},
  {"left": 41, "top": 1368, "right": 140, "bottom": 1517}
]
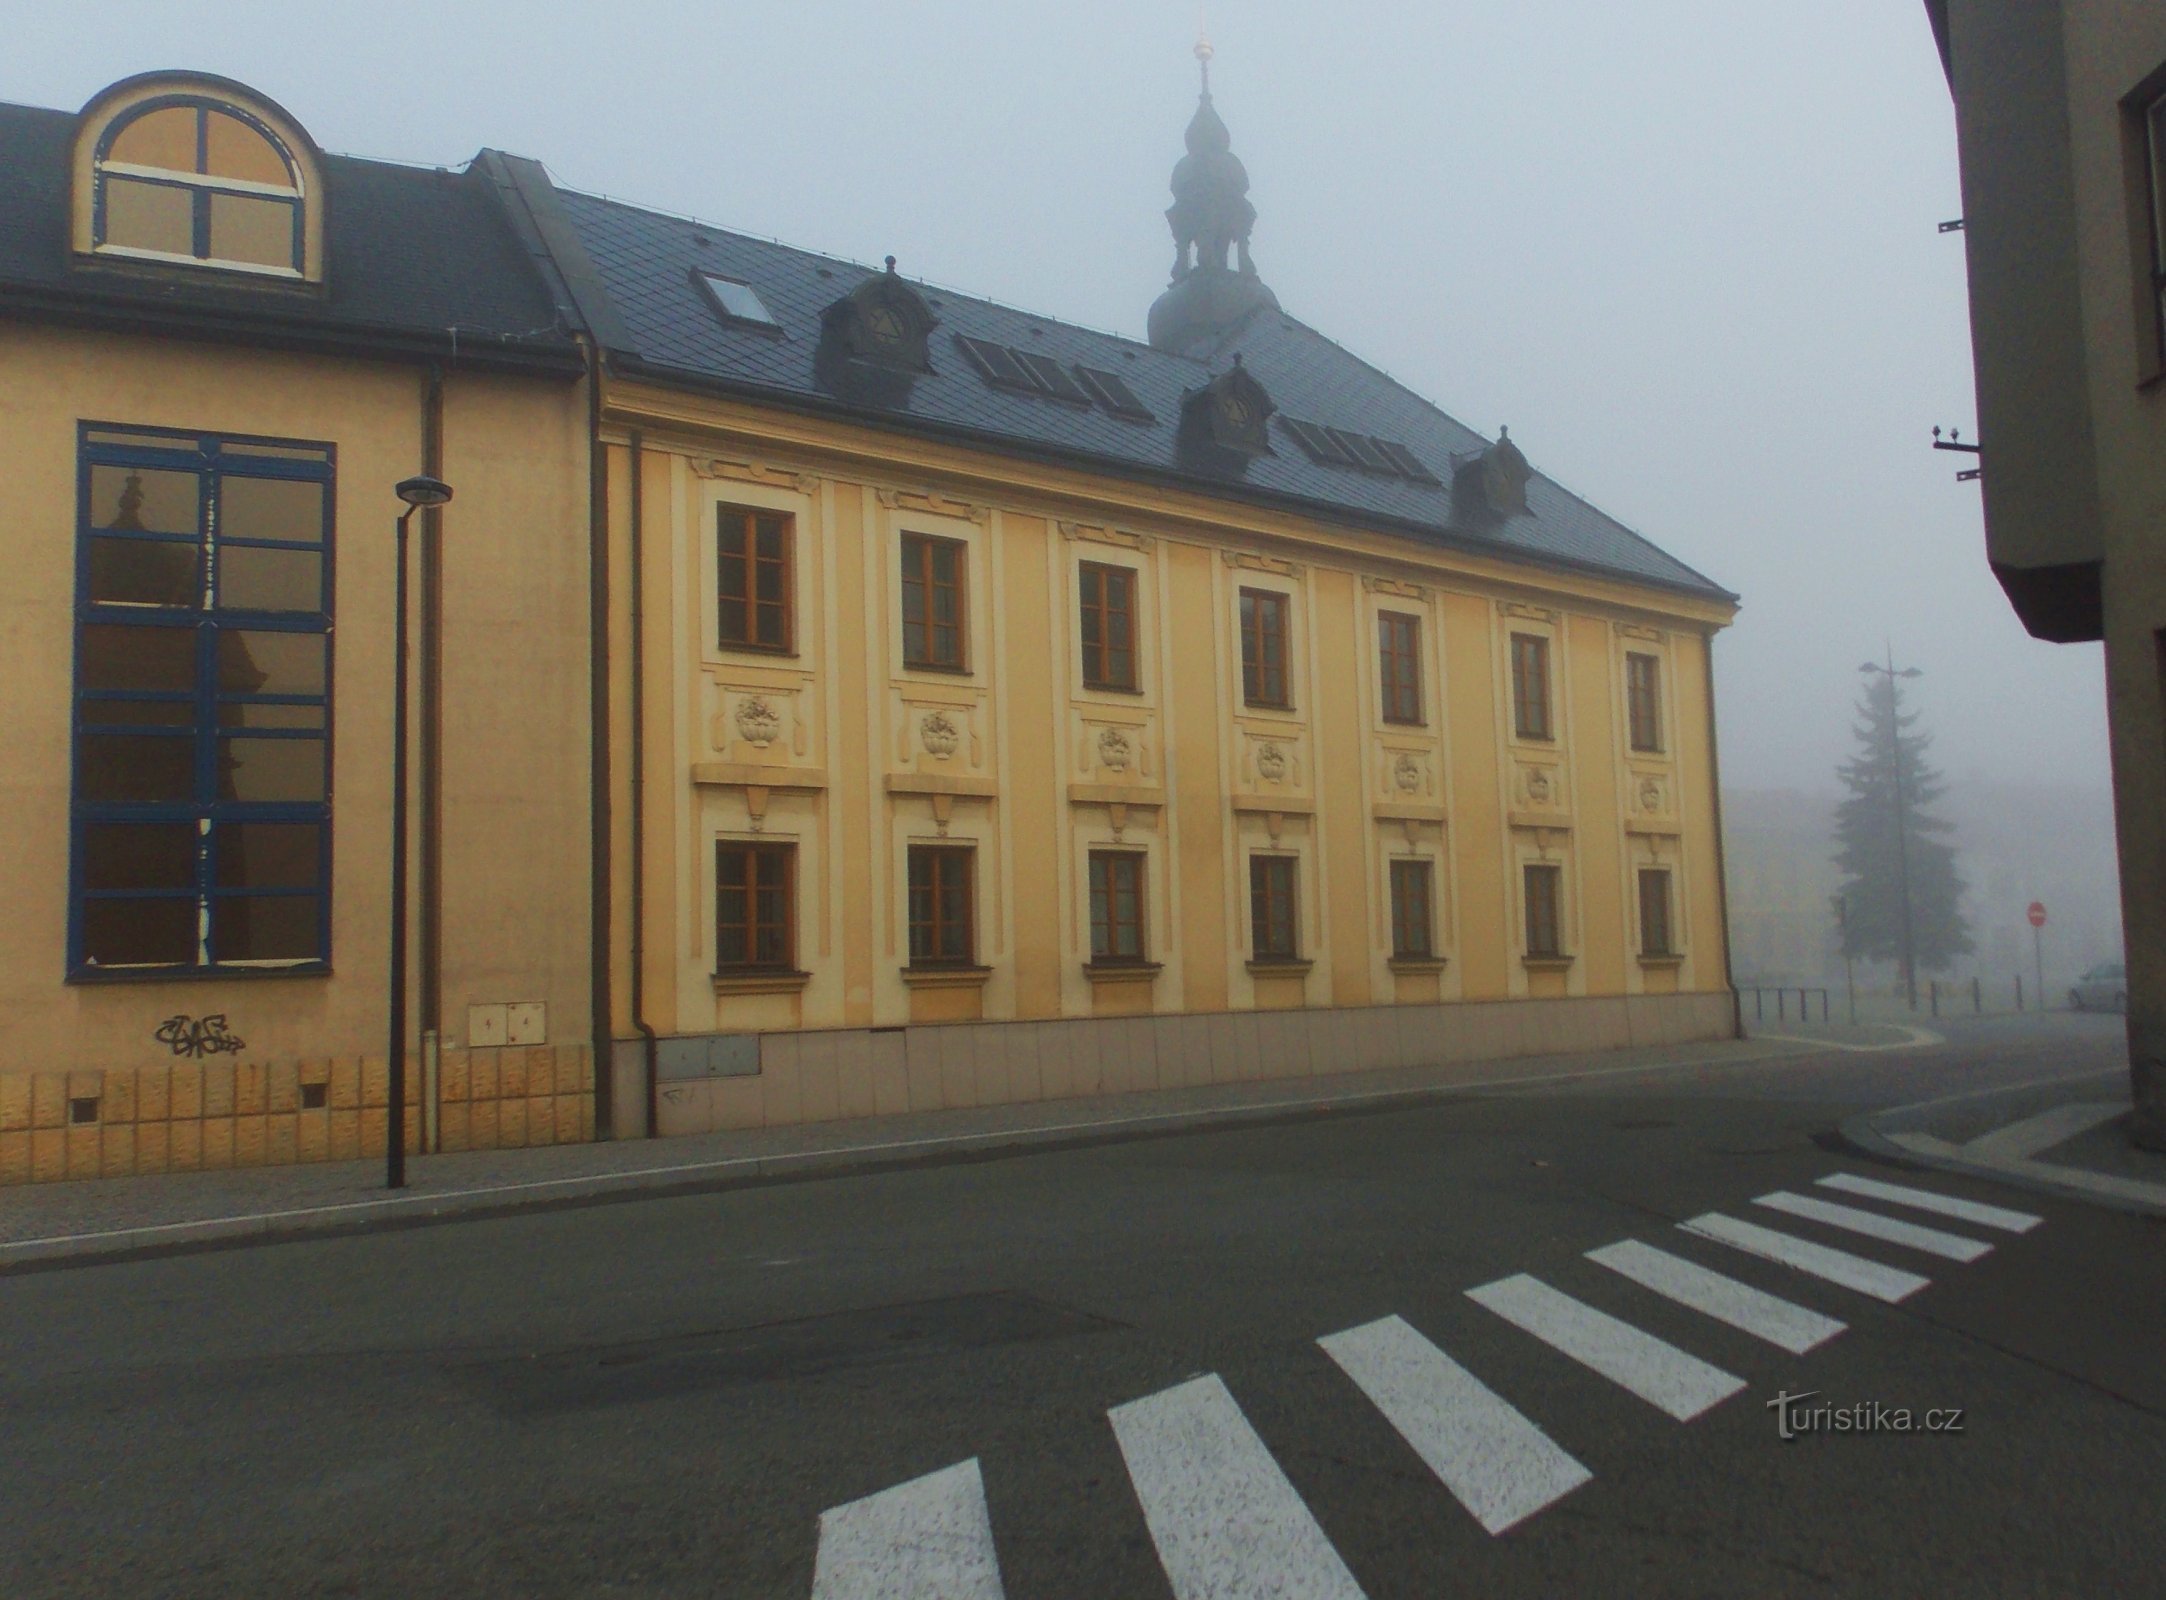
[
  {"left": 212, "top": 895, "right": 320, "bottom": 962},
  {"left": 102, "top": 177, "right": 195, "bottom": 255},
  {"left": 87, "top": 537, "right": 200, "bottom": 607},
  {"left": 755, "top": 561, "right": 783, "bottom": 603},
  {"left": 220, "top": 476, "right": 322, "bottom": 543},
  {"left": 719, "top": 596, "right": 748, "bottom": 643},
  {"left": 82, "top": 896, "right": 197, "bottom": 967},
  {"left": 217, "top": 545, "right": 320, "bottom": 612},
  {"left": 217, "top": 737, "right": 325, "bottom": 802},
  {"left": 91, "top": 465, "right": 199, "bottom": 535},
  {"left": 214, "top": 821, "right": 319, "bottom": 889},
  {"left": 755, "top": 519, "right": 784, "bottom": 561},
  {"left": 217, "top": 630, "right": 324, "bottom": 696},
  {"left": 87, "top": 429, "right": 195, "bottom": 452},
  {"left": 217, "top": 702, "right": 323, "bottom": 730},
  {"left": 79, "top": 734, "right": 195, "bottom": 803},
  {"left": 220, "top": 443, "right": 330, "bottom": 463},
  {"left": 83, "top": 822, "right": 197, "bottom": 891},
  {"left": 107, "top": 106, "right": 199, "bottom": 172},
  {"left": 208, "top": 192, "right": 297, "bottom": 269},
  {"left": 81, "top": 698, "right": 194, "bottom": 727},
  {"left": 204, "top": 110, "right": 292, "bottom": 187},
  {"left": 84, "top": 614, "right": 199, "bottom": 691}
]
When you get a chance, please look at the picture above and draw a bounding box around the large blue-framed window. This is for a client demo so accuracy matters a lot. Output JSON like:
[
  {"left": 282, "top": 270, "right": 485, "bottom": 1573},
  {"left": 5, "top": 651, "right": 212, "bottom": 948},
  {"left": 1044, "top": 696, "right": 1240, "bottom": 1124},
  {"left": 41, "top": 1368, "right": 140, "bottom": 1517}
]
[{"left": 70, "top": 424, "right": 335, "bottom": 979}]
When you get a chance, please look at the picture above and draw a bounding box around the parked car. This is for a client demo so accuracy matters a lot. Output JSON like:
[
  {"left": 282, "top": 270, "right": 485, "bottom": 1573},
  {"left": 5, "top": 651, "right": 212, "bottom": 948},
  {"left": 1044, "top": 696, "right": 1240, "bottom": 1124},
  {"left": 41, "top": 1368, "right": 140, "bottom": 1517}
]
[{"left": 2069, "top": 963, "right": 2127, "bottom": 1013}]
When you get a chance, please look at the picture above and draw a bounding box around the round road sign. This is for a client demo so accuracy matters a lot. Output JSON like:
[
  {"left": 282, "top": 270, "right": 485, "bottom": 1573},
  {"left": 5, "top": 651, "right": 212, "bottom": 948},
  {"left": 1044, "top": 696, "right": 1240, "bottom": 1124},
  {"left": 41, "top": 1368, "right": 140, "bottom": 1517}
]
[{"left": 2027, "top": 901, "right": 2047, "bottom": 928}]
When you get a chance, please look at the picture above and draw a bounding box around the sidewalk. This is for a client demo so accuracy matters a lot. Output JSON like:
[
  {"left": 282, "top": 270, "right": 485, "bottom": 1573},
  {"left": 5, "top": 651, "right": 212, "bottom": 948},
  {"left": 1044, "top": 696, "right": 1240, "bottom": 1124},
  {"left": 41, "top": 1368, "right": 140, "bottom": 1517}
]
[
  {"left": 0, "top": 1037, "right": 1793, "bottom": 1272},
  {"left": 1844, "top": 1066, "right": 2166, "bottom": 1218}
]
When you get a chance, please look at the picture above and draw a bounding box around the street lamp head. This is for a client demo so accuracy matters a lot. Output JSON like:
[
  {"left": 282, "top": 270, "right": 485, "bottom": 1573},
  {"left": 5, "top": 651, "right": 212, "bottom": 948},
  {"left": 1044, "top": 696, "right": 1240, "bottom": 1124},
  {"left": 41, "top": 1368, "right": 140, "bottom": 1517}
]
[
  {"left": 1897, "top": 667, "right": 1922, "bottom": 678},
  {"left": 394, "top": 475, "right": 453, "bottom": 509}
]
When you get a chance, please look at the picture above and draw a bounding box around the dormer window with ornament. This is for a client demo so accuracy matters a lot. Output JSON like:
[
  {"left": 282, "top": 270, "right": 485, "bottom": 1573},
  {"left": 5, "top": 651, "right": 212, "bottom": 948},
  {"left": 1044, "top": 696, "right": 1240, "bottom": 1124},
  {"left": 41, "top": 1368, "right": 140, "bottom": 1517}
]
[
  {"left": 72, "top": 74, "right": 324, "bottom": 282},
  {"left": 819, "top": 258, "right": 939, "bottom": 374},
  {"left": 1180, "top": 357, "right": 1276, "bottom": 459}
]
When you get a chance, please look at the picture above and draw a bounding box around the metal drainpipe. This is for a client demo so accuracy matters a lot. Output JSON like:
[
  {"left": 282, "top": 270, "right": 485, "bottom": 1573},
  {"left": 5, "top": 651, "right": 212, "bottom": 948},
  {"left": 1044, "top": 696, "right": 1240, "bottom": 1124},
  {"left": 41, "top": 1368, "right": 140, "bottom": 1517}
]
[
  {"left": 1702, "top": 628, "right": 1742, "bottom": 1040},
  {"left": 628, "top": 428, "right": 660, "bottom": 1135},
  {"left": 419, "top": 361, "right": 445, "bottom": 1152},
  {"left": 586, "top": 340, "right": 616, "bottom": 1139}
]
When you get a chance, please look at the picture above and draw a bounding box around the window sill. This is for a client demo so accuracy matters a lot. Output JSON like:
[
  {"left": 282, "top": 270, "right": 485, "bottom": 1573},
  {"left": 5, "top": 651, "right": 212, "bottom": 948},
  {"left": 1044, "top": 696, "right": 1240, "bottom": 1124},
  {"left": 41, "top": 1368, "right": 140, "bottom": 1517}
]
[
  {"left": 1637, "top": 952, "right": 1686, "bottom": 968},
  {"left": 1388, "top": 955, "right": 1448, "bottom": 975},
  {"left": 66, "top": 962, "right": 331, "bottom": 986},
  {"left": 1246, "top": 957, "right": 1313, "bottom": 978},
  {"left": 1084, "top": 960, "right": 1162, "bottom": 984},
  {"left": 899, "top": 963, "right": 993, "bottom": 989},
  {"left": 902, "top": 660, "right": 972, "bottom": 677},
  {"left": 1522, "top": 954, "right": 1574, "bottom": 971},
  {"left": 712, "top": 968, "right": 812, "bottom": 996},
  {"left": 1081, "top": 680, "right": 1145, "bottom": 696}
]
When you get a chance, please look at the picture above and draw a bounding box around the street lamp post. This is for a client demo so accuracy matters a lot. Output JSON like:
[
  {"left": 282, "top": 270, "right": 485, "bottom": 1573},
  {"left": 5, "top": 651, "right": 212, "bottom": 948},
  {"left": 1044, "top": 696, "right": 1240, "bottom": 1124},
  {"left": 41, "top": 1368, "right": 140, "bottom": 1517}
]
[
  {"left": 388, "top": 475, "right": 453, "bottom": 1190},
  {"left": 1859, "top": 648, "right": 1923, "bottom": 1011}
]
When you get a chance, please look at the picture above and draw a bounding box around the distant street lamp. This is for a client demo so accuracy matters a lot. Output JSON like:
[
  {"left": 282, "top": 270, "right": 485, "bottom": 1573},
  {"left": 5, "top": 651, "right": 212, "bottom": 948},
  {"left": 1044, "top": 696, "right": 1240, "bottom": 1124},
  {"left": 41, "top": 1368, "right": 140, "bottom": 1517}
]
[
  {"left": 387, "top": 474, "right": 453, "bottom": 1190},
  {"left": 1860, "top": 648, "right": 1924, "bottom": 1010}
]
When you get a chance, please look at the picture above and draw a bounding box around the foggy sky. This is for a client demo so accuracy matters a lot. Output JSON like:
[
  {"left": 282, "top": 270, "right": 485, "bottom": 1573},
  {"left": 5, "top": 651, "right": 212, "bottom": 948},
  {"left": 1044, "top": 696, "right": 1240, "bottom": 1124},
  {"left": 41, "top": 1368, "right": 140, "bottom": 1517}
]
[{"left": 6, "top": 0, "right": 2114, "bottom": 799}]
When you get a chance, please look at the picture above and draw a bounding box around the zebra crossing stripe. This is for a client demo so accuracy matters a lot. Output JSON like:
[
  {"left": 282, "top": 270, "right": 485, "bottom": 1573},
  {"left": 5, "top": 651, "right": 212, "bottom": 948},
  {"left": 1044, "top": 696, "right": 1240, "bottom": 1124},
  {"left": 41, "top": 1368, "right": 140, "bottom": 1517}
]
[
  {"left": 1465, "top": 1274, "right": 1745, "bottom": 1422},
  {"left": 1681, "top": 1212, "right": 1930, "bottom": 1302},
  {"left": 1108, "top": 1373, "right": 1369, "bottom": 1600},
  {"left": 1585, "top": 1239, "right": 1846, "bottom": 1355},
  {"left": 1816, "top": 1173, "right": 2042, "bottom": 1233},
  {"left": 810, "top": 1458, "right": 1005, "bottom": 1600},
  {"left": 1753, "top": 1191, "right": 1992, "bottom": 1263},
  {"left": 1318, "top": 1314, "right": 1592, "bottom": 1535}
]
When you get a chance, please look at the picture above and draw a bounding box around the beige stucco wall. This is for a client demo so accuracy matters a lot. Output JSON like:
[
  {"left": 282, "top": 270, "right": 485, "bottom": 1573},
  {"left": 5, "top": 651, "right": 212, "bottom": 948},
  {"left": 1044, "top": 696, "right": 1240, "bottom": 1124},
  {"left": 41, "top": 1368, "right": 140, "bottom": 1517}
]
[
  {"left": 0, "top": 325, "right": 591, "bottom": 1114},
  {"left": 606, "top": 383, "right": 1736, "bottom": 1085}
]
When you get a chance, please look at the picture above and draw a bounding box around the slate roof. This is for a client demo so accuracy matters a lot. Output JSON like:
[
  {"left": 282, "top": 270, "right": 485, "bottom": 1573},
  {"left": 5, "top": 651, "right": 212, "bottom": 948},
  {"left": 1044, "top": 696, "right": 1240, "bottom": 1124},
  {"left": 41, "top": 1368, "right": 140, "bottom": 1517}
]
[
  {"left": 538, "top": 179, "right": 1732, "bottom": 602},
  {"left": 0, "top": 101, "right": 582, "bottom": 375}
]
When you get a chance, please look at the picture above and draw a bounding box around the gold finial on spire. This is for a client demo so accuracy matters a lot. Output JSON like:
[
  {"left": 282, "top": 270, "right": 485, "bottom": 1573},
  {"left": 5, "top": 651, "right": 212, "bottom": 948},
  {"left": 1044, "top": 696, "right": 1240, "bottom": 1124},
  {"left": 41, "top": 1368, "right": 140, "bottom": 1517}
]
[{"left": 1195, "top": 10, "right": 1214, "bottom": 94}]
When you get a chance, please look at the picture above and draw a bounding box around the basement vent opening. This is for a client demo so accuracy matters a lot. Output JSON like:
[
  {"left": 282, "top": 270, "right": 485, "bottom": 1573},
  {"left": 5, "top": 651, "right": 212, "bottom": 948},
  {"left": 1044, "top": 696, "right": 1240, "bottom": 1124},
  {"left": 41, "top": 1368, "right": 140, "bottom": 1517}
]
[
  {"left": 301, "top": 1082, "right": 329, "bottom": 1110},
  {"left": 69, "top": 1096, "right": 100, "bottom": 1125}
]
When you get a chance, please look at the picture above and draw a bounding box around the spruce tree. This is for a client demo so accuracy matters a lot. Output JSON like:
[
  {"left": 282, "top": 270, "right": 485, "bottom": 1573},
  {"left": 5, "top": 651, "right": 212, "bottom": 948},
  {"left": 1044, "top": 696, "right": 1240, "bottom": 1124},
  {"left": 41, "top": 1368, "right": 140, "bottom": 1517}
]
[{"left": 1833, "top": 665, "right": 1972, "bottom": 999}]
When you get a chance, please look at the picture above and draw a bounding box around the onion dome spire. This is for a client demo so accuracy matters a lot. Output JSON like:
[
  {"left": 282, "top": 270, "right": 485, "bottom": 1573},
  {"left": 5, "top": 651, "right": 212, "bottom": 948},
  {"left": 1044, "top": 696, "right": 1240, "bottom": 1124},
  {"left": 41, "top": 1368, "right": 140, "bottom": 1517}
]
[{"left": 1148, "top": 37, "right": 1280, "bottom": 355}]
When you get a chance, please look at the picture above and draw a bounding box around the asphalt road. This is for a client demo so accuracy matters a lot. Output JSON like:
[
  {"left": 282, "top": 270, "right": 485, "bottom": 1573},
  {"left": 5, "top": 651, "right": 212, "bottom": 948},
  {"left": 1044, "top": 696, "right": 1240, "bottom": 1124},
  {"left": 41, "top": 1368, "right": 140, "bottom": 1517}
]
[{"left": 5, "top": 1012, "right": 2159, "bottom": 1599}]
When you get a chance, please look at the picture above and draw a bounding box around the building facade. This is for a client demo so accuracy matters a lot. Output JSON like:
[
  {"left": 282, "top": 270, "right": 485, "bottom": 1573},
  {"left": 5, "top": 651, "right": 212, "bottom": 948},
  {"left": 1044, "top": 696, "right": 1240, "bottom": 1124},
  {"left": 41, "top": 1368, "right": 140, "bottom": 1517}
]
[
  {"left": 0, "top": 68, "right": 1737, "bottom": 1184},
  {"left": 1926, "top": 2, "right": 2166, "bottom": 1143}
]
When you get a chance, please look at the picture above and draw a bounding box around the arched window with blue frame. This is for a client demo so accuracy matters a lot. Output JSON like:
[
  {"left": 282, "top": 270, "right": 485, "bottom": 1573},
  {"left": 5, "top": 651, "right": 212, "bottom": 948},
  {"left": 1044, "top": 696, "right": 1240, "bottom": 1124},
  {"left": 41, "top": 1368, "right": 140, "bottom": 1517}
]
[
  {"left": 91, "top": 96, "right": 306, "bottom": 275},
  {"left": 70, "top": 424, "right": 335, "bottom": 978}
]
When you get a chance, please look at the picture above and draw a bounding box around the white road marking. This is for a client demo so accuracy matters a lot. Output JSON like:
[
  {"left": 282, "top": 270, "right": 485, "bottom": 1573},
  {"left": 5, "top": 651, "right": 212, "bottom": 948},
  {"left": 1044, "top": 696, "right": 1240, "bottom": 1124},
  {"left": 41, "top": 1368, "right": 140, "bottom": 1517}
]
[
  {"left": 1584, "top": 1239, "right": 1845, "bottom": 1355},
  {"left": 811, "top": 1458, "right": 1005, "bottom": 1600},
  {"left": 1465, "top": 1273, "right": 1745, "bottom": 1422},
  {"left": 1963, "top": 1101, "right": 2125, "bottom": 1161},
  {"left": 1816, "top": 1173, "right": 2041, "bottom": 1233},
  {"left": 1752, "top": 1191, "right": 1992, "bottom": 1263},
  {"left": 1750, "top": 1024, "right": 1943, "bottom": 1053},
  {"left": 1681, "top": 1213, "right": 1930, "bottom": 1303},
  {"left": 1108, "top": 1373, "right": 1368, "bottom": 1600},
  {"left": 1318, "top": 1314, "right": 1592, "bottom": 1535}
]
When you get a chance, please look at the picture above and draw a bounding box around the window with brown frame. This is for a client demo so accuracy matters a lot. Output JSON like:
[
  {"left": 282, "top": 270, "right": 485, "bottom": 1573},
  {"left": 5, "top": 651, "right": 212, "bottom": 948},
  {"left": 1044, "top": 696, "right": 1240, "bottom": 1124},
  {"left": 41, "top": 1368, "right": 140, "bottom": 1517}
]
[
  {"left": 717, "top": 506, "right": 792, "bottom": 652},
  {"left": 1626, "top": 651, "right": 1662, "bottom": 752},
  {"left": 1639, "top": 867, "right": 1674, "bottom": 957},
  {"left": 715, "top": 841, "right": 795, "bottom": 970},
  {"left": 1390, "top": 859, "right": 1434, "bottom": 959},
  {"left": 1524, "top": 863, "right": 1563, "bottom": 958},
  {"left": 901, "top": 533, "right": 967, "bottom": 671},
  {"left": 2144, "top": 84, "right": 2166, "bottom": 371},
  {"left": 906, "top": 844, "right": 975, "bottom": 965},
  {"left": 1240, "top": 587, "right": 1290, "bottom": 708},
  {"left": 1511, "top": 632, "right": 1552, "bottom": 740},
  {"left": 1079, "top": 561, "right": 1138, "bottom": 690},
  {"left": 1250, "top": 855, "right": 1299, "bottom": 960},
  {"left": 1088, "top": 850, "right": 1148, "bottom": 963},
  {"left": 1378, "top": 611, "right": 1423, "bottom": 724}
]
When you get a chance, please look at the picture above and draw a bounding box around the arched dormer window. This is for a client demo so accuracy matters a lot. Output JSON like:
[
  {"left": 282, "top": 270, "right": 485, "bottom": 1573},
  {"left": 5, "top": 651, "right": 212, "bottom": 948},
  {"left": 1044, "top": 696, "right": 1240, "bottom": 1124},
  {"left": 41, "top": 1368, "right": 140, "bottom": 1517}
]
[{"left": 72, "top": 75, "right": 324, "bottom": 282}]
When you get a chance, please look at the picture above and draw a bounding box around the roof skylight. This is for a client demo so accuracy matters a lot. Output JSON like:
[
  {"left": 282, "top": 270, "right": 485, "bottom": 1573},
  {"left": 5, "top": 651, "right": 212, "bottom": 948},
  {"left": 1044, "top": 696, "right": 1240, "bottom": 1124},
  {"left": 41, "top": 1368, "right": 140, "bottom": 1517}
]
[
  {"left": 694, "top": 270, "right": 779, "bottom": 329},
  {"left": 1278, "top": 416, "right": 1439, "bottom": 486}
]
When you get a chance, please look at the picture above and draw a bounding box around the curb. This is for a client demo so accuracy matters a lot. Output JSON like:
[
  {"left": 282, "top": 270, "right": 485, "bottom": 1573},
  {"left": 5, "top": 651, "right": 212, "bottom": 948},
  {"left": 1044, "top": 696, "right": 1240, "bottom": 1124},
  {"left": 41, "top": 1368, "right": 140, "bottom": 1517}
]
[
  {"left": 0, "top": 1040, "right": 1807, "bottom": 1275},
  {"left": 1838, "top": 1069, "right": 2166, "bottom": 1222}
]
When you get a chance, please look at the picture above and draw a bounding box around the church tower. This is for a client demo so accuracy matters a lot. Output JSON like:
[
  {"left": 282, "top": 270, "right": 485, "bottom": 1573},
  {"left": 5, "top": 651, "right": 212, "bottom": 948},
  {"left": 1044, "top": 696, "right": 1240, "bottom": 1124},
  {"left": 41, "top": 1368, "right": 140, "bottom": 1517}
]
[{"left": 1147, "top": 37, "right": 1281, "bottom": 355}]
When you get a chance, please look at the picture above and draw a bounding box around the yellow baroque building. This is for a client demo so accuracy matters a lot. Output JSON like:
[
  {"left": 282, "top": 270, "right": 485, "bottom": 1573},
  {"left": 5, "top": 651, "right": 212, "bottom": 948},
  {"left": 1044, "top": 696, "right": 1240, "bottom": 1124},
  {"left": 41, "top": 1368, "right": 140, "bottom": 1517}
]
[{"left": 0, "top": 69, "right": 1737, "bottom": 1184}]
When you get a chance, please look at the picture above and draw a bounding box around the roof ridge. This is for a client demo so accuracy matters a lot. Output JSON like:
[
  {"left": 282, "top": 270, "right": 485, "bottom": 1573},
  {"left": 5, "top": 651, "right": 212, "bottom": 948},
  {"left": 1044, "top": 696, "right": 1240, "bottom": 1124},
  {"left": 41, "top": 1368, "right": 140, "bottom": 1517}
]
[{"left": 552, "top": 181, "right": 1208, "bottom": 369}]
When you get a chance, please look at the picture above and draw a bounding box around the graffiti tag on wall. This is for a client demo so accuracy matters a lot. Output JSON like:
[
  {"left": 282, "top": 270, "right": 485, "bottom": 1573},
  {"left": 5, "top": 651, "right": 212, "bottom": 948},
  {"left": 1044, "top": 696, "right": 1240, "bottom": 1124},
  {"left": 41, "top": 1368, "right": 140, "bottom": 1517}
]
[{"left": 154, "top": 1015, "right": 247, "bottom": 1058}]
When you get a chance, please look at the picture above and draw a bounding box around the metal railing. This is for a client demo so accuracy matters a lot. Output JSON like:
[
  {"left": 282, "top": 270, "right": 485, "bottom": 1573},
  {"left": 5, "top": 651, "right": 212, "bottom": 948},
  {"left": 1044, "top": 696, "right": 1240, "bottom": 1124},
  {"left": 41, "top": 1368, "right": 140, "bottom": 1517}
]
[{"left": 1740, "top": 986, "right": 1831, "bottom": 1023}]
